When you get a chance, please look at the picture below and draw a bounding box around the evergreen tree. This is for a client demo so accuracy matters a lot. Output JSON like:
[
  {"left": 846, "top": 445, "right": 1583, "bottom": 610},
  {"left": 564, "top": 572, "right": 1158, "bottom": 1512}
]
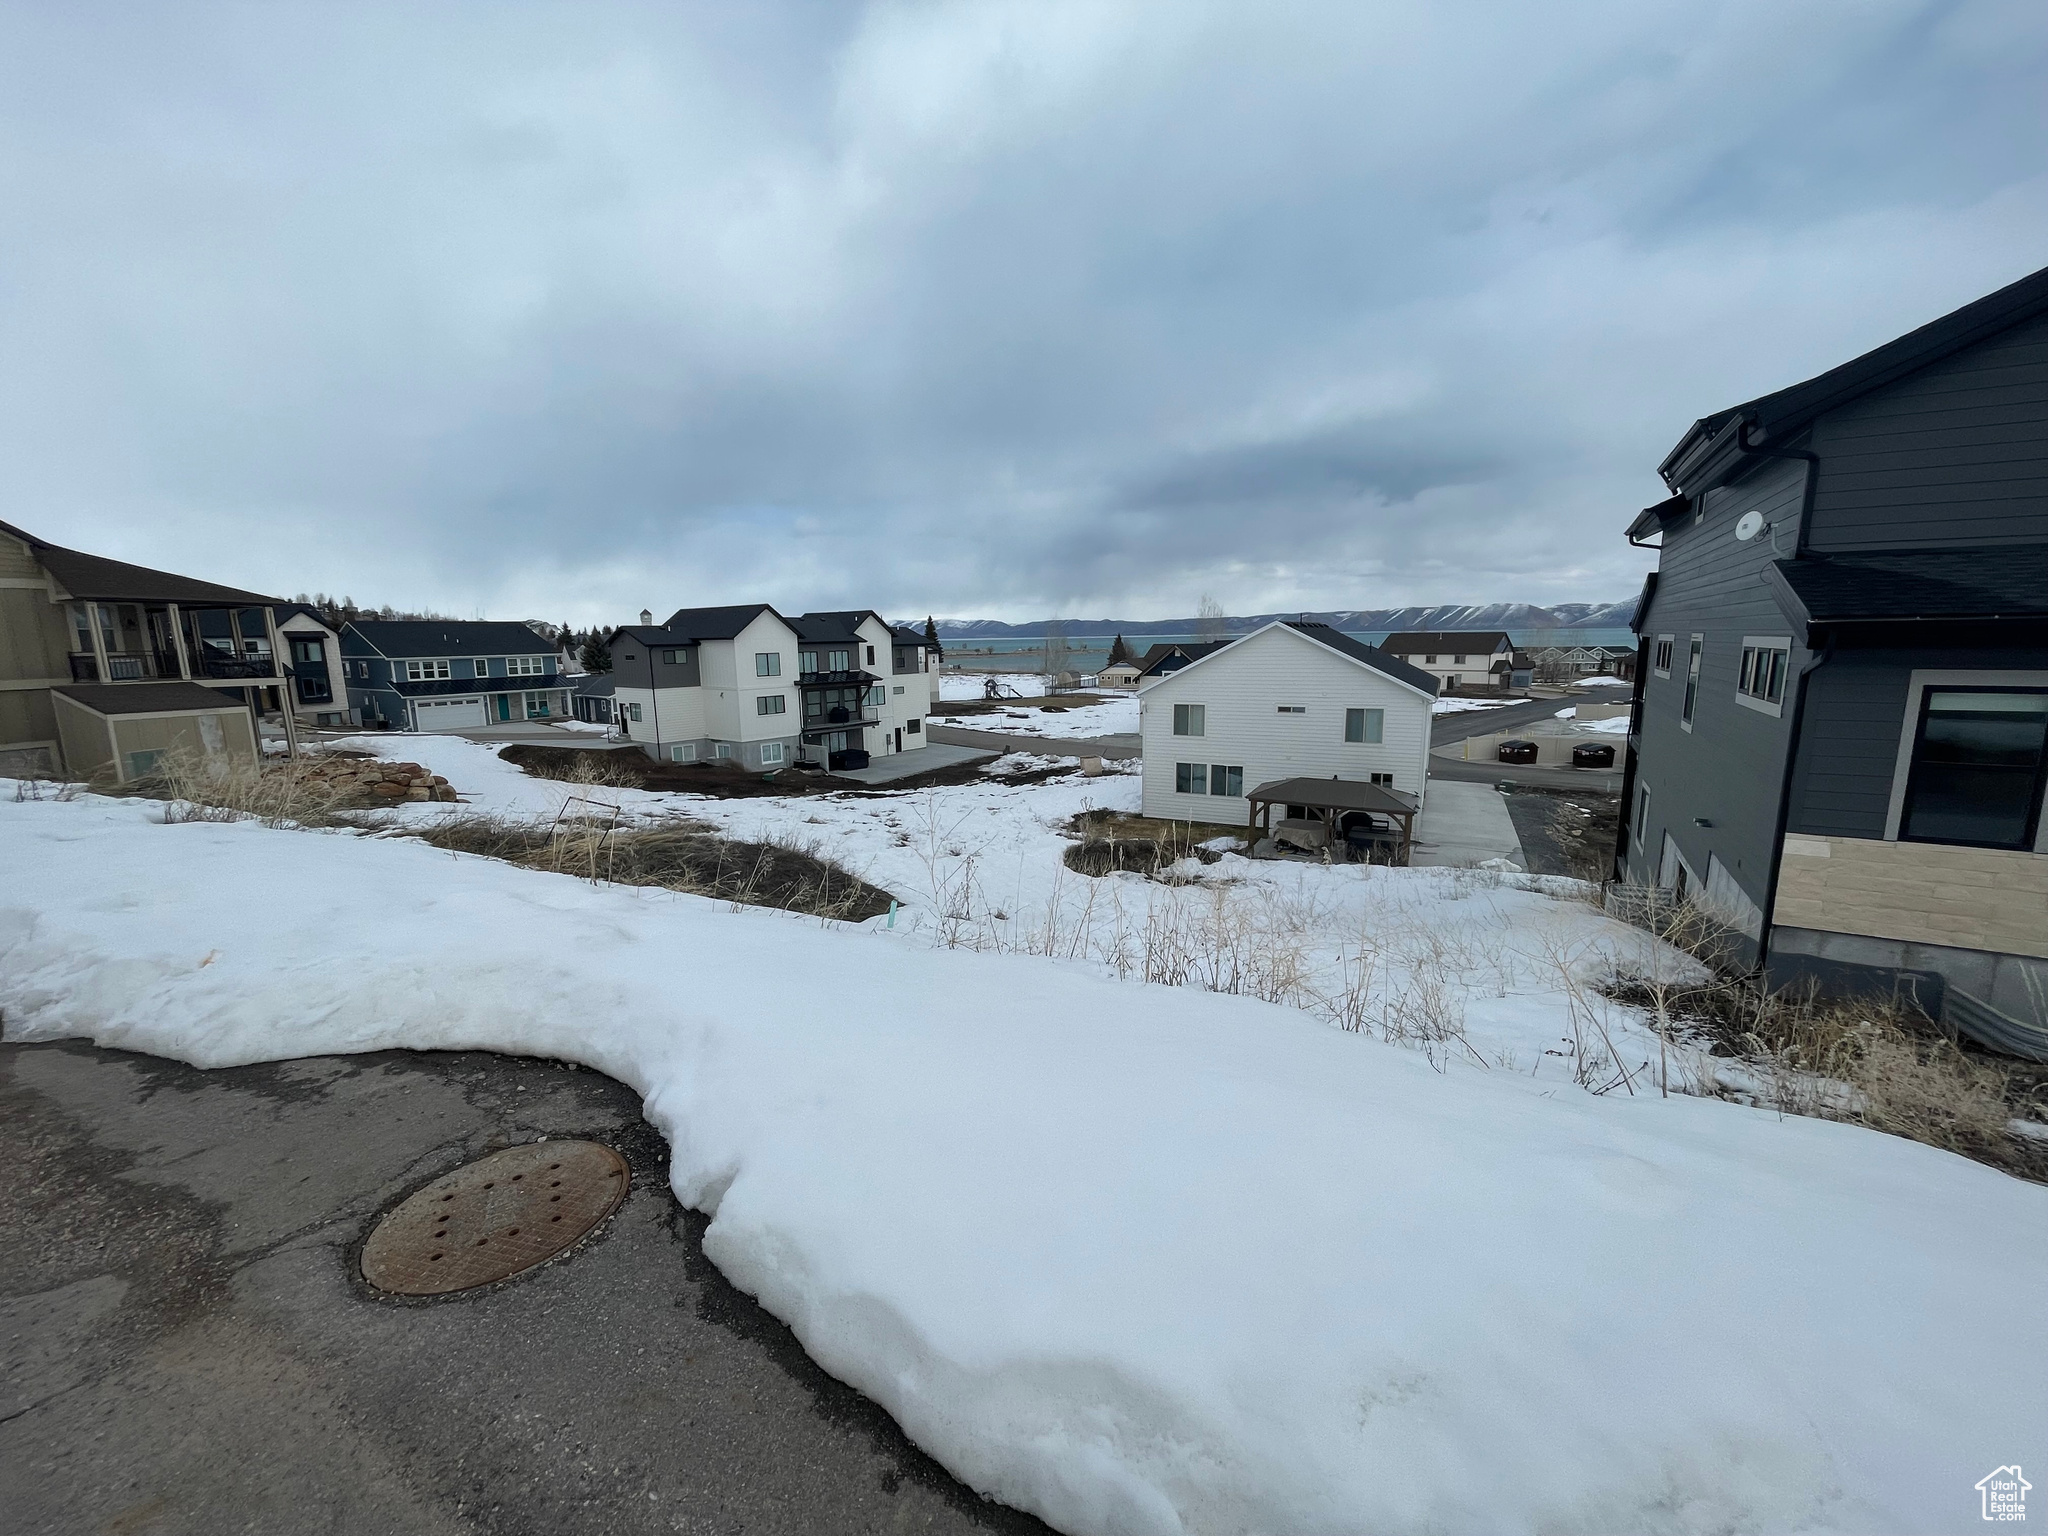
[
  {"left": 579, "top": 630, "right": 613, "bottom": 674},
  {"left": 1108, "top": 633, "right": 1132, "bottom": 665},
  {"left": 922, "top": 615, "right": 942, "bottom": 657}
]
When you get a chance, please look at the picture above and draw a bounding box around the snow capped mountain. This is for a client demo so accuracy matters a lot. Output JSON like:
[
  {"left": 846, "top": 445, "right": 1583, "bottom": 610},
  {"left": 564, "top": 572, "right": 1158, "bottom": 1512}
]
[{"left": 910, "top": 600, "right": 1637, "bottom": 639}]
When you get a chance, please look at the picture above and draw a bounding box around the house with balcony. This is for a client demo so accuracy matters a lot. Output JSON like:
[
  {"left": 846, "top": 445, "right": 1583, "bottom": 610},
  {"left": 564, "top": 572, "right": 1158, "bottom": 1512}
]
[
  {"left": 1615, "top": 261, "right": 2048, "bottom": 1059},
  {"left": 605, "top": 604, "right": 934, "bottom": 771},
  {"left": 0, "top": 520, "right": 290, "bottom": 781},
  {"left": 1380, "top": 631, "right": 1514, "bottom": 694},
  {"left": 339, "top": 620, "right": 569, "bottom": 731}
]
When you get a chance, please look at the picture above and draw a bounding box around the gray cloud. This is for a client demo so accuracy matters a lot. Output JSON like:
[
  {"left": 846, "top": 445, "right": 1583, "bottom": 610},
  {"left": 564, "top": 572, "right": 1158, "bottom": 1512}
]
[{"left": 2, "top": 0, "right": 2043, "bottom": 623}]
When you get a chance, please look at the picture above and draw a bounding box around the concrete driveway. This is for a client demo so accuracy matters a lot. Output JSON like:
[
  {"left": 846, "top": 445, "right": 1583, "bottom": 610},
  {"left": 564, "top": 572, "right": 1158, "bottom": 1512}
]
[{"left": 0, "top": 1040, "right": 1050, "bottom": 1536}]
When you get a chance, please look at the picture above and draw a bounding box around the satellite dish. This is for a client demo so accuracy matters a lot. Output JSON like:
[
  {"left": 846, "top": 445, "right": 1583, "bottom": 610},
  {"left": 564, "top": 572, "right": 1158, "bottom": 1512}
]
[{"left": 1734, "top": 510, "right": 1765, "bottom": 543}]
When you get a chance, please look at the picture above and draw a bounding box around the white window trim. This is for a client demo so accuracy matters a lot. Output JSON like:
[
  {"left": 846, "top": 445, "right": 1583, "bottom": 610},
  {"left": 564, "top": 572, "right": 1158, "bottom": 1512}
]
[
  {"left": 405, "top": 659, "right": 453, "bottom": 681},
  {"left": 507, "top": 656, "right": 545, "bottom": 676},
  {"left": 1732, "top": 635, "right": 1791, "bottom": 718},
  {"left": 1652, "top": 634, "right": 1674, "bottom": 678},
  {"left": 759, "top": 742, "right": 786, "bottom": 765},
  {"left": 1678, "top": 635, "right": 1702, "bottom": 733},
  {"left": 1881, "top": 668, "right": 2048, "bottom": 851}
]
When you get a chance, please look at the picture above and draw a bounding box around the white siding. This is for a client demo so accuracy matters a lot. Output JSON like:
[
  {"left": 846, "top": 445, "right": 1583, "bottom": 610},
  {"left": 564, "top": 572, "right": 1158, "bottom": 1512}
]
[
  {"left": 858, "top": 615, "right": 928, "bottom": 754},
  {"left": 1138, "top": 625, "right": 1433, "bottom": 825}
]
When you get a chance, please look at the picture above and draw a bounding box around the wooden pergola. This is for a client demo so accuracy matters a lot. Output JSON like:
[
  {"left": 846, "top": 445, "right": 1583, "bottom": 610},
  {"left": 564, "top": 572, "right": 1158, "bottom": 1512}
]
[{"left": 1244, "top": 777, "right": 1422, "bottom": 865}]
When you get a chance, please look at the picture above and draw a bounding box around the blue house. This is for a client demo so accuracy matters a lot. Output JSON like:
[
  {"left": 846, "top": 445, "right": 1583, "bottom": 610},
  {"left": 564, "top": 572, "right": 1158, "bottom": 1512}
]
[{"left": 340, "top": 620, "right": 569, "bottom": 731}]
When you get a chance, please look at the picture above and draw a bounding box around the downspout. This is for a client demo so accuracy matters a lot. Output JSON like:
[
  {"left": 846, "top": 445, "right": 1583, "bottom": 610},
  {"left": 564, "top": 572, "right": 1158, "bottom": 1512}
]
[{"left": 1753, "top": 629, "right": 1834, "bottom": 981}]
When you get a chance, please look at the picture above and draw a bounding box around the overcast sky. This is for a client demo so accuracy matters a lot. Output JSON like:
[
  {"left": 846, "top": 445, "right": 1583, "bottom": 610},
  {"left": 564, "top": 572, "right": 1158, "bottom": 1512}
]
[{"left": 3, "top": 2, "right": 2043, "bottom": 625}]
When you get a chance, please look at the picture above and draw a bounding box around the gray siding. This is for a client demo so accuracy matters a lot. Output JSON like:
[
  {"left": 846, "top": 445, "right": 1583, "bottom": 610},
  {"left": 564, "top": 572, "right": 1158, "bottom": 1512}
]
[
  {"left": 611, "top": 642, "right": 700, "bottom": 691},
  {"left": 1787, "top": 640, "right": 2048, "bottom": 839},
  {"left": 1806, "top": 309, "right": 2048, "bottom": 551},
  {"left": 1626, "top": 457, "right": 1809, "bottom": 933}
]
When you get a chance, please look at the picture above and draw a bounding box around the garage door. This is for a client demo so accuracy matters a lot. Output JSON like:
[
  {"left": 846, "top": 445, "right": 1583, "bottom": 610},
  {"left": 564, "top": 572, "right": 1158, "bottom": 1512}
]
[{"left": 414, "top": 697, "right": 488, "bottom": 730}]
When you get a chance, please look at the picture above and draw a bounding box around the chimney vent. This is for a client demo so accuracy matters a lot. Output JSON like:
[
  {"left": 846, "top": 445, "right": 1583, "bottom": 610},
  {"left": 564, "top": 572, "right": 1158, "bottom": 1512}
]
[{"left": 639, "top": 609, "right": 652, "bottom": 626}]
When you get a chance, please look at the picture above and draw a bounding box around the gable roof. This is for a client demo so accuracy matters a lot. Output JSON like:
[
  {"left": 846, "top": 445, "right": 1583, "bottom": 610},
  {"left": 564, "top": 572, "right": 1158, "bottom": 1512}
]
[
  {"left": 1766, "top": 545, "right": 2048, "bottom": 629},
  {"left": 1135, "top": 640, "right": 1227, "bottom": 677},
  {"left": 343, "top": 620, "right": 551, "bottom": 657},
  {"left": 272, "top": 603, "right": 336, "bottom": 632},
  {"left": 1658, "top": 262, "right": 2048, "bottom": 486},
  {"left": 0, "top": 519, "right": 277, "bottom": 606},
  {"left": 1379, "top": 630, "right": 1513, "bottom": 654},
  {"left": 662, "top": 603, "right": 781, "bottom": 640},
  {"left": 1143, "top": 621, "right": 1438, "bottom": 697}
]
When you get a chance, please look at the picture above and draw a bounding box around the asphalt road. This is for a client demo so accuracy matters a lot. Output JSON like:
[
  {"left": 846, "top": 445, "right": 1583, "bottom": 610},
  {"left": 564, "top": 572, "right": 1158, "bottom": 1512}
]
[
  {"left": 1427, "top": 695, "right": 1584, "bottom": 745},
  {"left": 0, "top": 1040, "right": 1052, "bottom": 1536}
]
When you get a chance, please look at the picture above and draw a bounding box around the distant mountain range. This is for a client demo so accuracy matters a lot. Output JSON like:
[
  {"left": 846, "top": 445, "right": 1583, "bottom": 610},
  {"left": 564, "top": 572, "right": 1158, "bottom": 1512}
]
[{"left": 909, "top": 601, "right": 1636, "bottom": 640}]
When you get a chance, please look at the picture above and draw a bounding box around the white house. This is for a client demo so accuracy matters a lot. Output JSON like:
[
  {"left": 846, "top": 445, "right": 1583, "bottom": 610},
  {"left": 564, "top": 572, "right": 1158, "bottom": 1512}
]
[
  {"left": 1138, "top": 621, "right": 1437, "bottom": 825},
  {"left": 1379, "top": 630, "right": 1514, "bottom": 694},
  {"left": 607, "top": 604, "right": 936, "bottom": 771},
  {"left": 272, "top": 604, "right": 355, "bottom": 728}
]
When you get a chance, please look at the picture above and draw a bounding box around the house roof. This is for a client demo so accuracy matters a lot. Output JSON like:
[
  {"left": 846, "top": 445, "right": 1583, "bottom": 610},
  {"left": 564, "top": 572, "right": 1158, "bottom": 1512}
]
[
  {"left": 0, "top": 519, "right": 277, "bottom": 606},
  {"left": 1657, "top": 261, "right": 2048, "bottom": 486},
  {"left": 1378, "top": 630, "right": 1513, "bottom": 654},
  {"left": 889, "top": 624, "right": 929, "bottom": 646},
  {"left": 663, "top": 603, "right": 780, "bottom": 640},
  {"left": 272, "top": 603, "right": 335, "bottom": 632},
  {"left": 1135, "top": 641, "right": 1227, "bottom": 677},
  {"left": 609, "top": 625, "right": 694, "bottom": 650},
  {"left": 796, "top": 609, "right": 888, "bottom": 641},
  {"left": 571, "top": 674, "right": 616, "bottom": 697},
  {"left": 1766, "top": 545, "right": 2048, "bottom": 627},
  {"left": 1280, "top": 622, "right": 1441, "bottom": 693},
  {"left": 344, "top": 620, "right": 552, "bottom": 656},
  {"left": 1244, "top": 777, "right": 1421, "bottom": 816},
  {"left": 54, "top": 681, "right": 250, "bottom": 716}
]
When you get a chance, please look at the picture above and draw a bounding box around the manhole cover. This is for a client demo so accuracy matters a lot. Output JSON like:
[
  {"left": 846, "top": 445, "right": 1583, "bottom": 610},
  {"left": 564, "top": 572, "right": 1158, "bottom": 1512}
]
[{"left": 362, "top": 1140, "right": 629, "bottom": 1296}]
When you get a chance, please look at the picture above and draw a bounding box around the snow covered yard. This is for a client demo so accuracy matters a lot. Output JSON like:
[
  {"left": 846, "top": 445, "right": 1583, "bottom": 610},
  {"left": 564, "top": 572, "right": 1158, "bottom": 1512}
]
[
  {"left": 938, "top": 670, "right": 1049, "bottom": 700},
  {"left": 1431, "top": 695, "right": 1530, "bottom": 714},
  {"left": 3, "top": 743, "right": 2044, "bottom": 1535},
  {"left": 933, "top": 695, "right": 1140, "bottom": 738}
]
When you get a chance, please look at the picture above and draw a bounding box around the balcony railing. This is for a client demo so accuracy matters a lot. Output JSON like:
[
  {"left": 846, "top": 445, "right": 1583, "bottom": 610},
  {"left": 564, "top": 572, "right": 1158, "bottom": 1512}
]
[
  {"left": 195, "top": 651, "right": 280, "bottom": 680},
  {"left": 803, "top": 706, "right": 881, "bottom": 728},
  {"left": 798, "top": 669, "right": 880, "bottom": 687},
  {"left": 69, "top": 650, "right": 180, "bottom": 683}
]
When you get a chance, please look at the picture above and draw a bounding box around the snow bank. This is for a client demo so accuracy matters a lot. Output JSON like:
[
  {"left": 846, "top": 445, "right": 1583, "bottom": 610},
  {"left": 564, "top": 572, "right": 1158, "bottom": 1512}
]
[
  {"left": 935, "top": 695, "right": 1140, "bottom": 738},
  {"left": 1431, "top": 696, "right": 1529, "bottom": 714},
  {"left": 2, "top": 792, "right": 2042, "bottom": 1535},
  {"left": 938, "top": 671, "right": 1048, "bottom": 701}
]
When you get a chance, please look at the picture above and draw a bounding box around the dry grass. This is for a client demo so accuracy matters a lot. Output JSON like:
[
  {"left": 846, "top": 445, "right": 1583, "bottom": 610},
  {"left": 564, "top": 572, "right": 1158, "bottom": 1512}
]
[
  {"left": 1062, "top": 808, "right": 1246, "bottom": 878},
  {"left": 119, "top": 749, "right": 357, "bottom": 828},
  {"left": 1601, "top": 887, "right": 2047, "bottom": 1180},
  {"left": 414, "top": 812, "right": 897, "bottom": 922}
]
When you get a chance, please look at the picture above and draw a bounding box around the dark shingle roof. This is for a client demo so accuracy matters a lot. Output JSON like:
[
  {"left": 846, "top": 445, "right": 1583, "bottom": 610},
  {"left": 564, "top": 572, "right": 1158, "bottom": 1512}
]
[
  {"left": 0, "top": 519, "right": 277, "bottom": 605},
  {"left": 1135, "top": 641, "right": 1227, "bottom": 677},
  {"left": 1768, "top": 546, "right": 2048, "bottom": 626},
  {"left": 1378, "top": 630, "right": 1513, "bottom": 655},
  {"left": 662, "top": 604, "right": 778, "bottom": 640},
  {"left": 54, "top": 681, "right": 253, "bottom": 716},
  {"left": 344, "top": 620, "right": 552, "bottom": 657},
  {"left": 1281, "top": 623, "right": 1441, "bottom": 693}
]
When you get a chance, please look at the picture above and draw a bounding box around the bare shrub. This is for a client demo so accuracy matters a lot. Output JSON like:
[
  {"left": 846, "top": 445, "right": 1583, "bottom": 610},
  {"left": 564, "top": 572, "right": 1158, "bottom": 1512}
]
[
  {"left": 122, "top": 749, "right": 352, "bottom": 829},
  {"left": 414, "top": 812, "right": 896, "bottom": 922}
]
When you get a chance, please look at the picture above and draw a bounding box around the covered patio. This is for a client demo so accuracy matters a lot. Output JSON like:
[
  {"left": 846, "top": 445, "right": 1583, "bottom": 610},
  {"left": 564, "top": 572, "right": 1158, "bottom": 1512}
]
[{"left": 1245, "top": 776, "right": 1421, "bottom": 865}]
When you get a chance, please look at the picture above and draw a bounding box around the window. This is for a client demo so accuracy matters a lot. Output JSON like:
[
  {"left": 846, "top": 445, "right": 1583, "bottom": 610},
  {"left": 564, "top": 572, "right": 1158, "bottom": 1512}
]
[
  {"left": 756, "top": 652, "right": 780, "bottom": 677},
  {"left": 866, "top": 684, "right": 886, "bottom": 705},
  {"left": 1175, "top": 762, "right": 1203, "bottom": 793},
  {"left": 760, "top": 742, "right": 786, "bottom": 766},
  {"left": 1173, "top": 703, "right": 1206, "bottom": 736},
  {"left": 827, "top": 649, "right": 850, "bottom": 671},
  {"left": 1344, "top": 708, "right": 1383, "bottom": 744},
  {"left": 289, "top": 637, "right": 324, "bottom": 667},
  {"left": 906, "top": 718, "right": 920, "bottom": 733},
  {"left": 1453, "top": 653, "right": 1466, "bottom": 665},
  {"left": 799, "top": 650, "right": 818, "bottom": 673},
  {"left": 756, "top": 693, "right": 786, "bottom": 716},
  {"left": 1208, "top": 764, "right": 1244, "bottom": 797},
  {"left": 1635, "top": 784, "right": 1651, "bottom": 844},
  {"left": 1370, "top": 772, "right": 1394, "bottom": 786},
  {"left": 1424, "top": 653, "right": 1437, "bottom": 663},
  {"left": 628, "top": 702, "right": 643, "bottom": 722},
  {"left": 470, "top": 658, "right": 492, "bottom": 678},
  {"left": 1276, "top": 705, "right": 1306, "bottom": 714},
  {"left": 1737, "top": 639, "right": 1789, "bottom": 713},
  {"left": 1679, "top": 637, "right": 1702, "bottom": 729},
  {"left": 524, "top": 691, "right": 551, "bottom": 719},
  {"left": 893, "top": 685, "right": 904, "bottom": 695},
  {"left": 1653, "top": 636, "right": 1674, "bottom": 676},
  {"left": 508, "top": 656, "right": 544, "bottom": 676},
  {"left": 1899, "top": 689, "right": 2048, "bottom": 850},
  {"left": 405, "top": 660, "right": 451, "bottom": 681},
  {"left": 866, "top": 645, "right": 875, "bottom": 664},
  {"left": 713, "top": 742, "right": 732, "bottom": 760},
  {"left": 669, "top": 743, "right": 696, "bottom": 763},
  {"left": 124, "top": 749, "right": 163, "bottom": 779}
]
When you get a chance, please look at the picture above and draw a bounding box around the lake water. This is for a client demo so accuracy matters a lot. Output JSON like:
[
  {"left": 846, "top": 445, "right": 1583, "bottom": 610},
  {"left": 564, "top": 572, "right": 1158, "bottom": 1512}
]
[{"left": 944, "top": 628, "right": 1637, "bottom": 670}]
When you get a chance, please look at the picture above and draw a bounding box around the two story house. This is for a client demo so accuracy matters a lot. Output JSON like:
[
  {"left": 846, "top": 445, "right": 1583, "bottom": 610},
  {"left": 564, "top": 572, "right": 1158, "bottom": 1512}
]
[
  {"left": 1138, "top": 621, "right": 1436, "bottom": 830},
  {"left": 1380, "top": 631, "right": 1514, "bottom": 694},
  {"left": 1615, "top": 262, "right": 2048, "bottom": 1060},
  {"left": 272, "top": 604, "right": 355, "bottom": 728},
  {"left": 340, "top": 621, "right": 568, "bottom": 731},
  {"left": 0, "top": 519, "right": 288, "bottom": 781},
  {"left": 606, "top": 604, "right": 935, "bottom": 771}
]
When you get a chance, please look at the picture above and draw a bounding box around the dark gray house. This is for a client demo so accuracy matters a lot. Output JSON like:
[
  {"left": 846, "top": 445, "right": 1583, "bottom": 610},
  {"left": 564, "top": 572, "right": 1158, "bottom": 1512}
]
[
  {"left": 340, "top": 620, "right": 567, "bottom": 731},
  {"left": 1614, "top": 263, "right": 2048, "bottom": 1058}
]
